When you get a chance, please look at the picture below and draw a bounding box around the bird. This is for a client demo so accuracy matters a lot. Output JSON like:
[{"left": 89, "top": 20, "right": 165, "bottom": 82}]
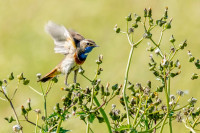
[{"left": 38, "top": 21, "right": 98, "bottom": 85}]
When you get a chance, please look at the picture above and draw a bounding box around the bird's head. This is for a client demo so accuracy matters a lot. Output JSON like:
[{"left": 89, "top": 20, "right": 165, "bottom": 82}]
[{"left": 77, "top": 39, "right": 98, "bottom": 61}]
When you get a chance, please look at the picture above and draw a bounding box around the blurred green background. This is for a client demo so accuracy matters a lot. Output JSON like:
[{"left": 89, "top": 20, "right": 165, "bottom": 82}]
[{"left": 1, "top": 0, "right": 200, "bottom": 132}]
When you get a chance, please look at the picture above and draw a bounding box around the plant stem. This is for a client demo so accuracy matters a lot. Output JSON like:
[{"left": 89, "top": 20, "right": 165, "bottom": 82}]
[
  {"left": 86, "top": 86, "right": 95, "bottom": 133},
  {"left": 133, "top": 95, "right": 142, "bottom": 126},
  {"left": 122, "top": 45, "right": 134, "bottom": 125},
  {"left": 40, "top": 83, "right": 48, "bottom": 129},
  {"left": 56, "top": 119, "right": 63, "bottom": 133},
  {"left": 35, "top": 114, "right": 39, "bottom": 133},
  {"left": 139, "top": 117, "right": 165, "bottom": 133},
  {"left": 160, "top": 75, "right": 171, "bottom": 133},
  {"left": 94, "top": 97, "right": 112, "bottom": 133},
  {"left": 3, "top": 91, "right": 23, "bottom": 133},
  {"left": 86, "top": 120, "right": 90, "bottom": 133},
  {"left": 192, "top": 115, "right": 200, "bottom": 128},
  {"left": 167, "top": 76, "right": 172, "bottom": 133},
  {"left": 28, "top": 86, "right": 42, "bottom": 96}
]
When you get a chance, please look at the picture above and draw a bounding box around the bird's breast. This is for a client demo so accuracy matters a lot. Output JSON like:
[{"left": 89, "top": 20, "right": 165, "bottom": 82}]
[{"left": 60, "top": 57, "right": 78, "bottom": 74}]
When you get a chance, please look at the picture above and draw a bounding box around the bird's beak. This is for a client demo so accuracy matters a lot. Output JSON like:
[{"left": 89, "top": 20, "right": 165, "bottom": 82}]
[{"left": 94, "top": 44, "right": 99, "bottom": 47}]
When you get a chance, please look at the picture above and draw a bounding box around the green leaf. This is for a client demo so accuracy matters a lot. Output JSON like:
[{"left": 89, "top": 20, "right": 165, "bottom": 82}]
[
  {"left": 115, "top": 125, "right": 132, "bottom": 131},
  {"left": 88, "top": 113, "right": 95, "bottom": 123},
  {"left": 59, "top": 128, "right": 71, "bottom": 133},
  {"left": 4, "top": 116, "right": 15, "bottom": 123}
]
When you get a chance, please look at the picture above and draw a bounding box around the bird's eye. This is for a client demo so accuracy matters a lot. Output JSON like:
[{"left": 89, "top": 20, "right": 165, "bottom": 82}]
[{"left": 87, "top": 43, "right": 92, "bottom": 46}]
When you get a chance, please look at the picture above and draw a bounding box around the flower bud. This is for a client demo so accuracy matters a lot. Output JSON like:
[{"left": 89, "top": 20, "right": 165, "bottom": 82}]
[
  {"left": 155, "top": 98, "right": 162, "bottom": 106},
  {"left": 96, "top": 59, "right": 102, "bottom": 65},
  {"left": 144, "top": 8, "right": 147, "bottom": 17},
  {"left": 112, "top": 84, "right": 118, "bottom": 91},
  {"left": 36, "top": 73, "right": 41, "bottom": 80},
  {"left": 195, "top": 59, "right": 200, "bottom": 69},
  {"left": 156, "top": 86, "right": 164, "bottom": 92},
  {"left": 26, "top": 98, "right": 32, "bottom": 111},
  {"left": 188, "top": 51, "right": 195, "bottom": 62},
  {"left": 128, "top": 28, "right": 134, "bottom": 34},
  {"left": 8, "top": 72, "right": 14, "bottom": 80},
  {"left": 179, "top": 40, "right": 187, "bottom": 50},
  {"left": 34, "top": 109, "right": 41, "bottom": 114},
  {"left": 147, "top": 80, "right": 151, "bottom": 88},
  {"left": 170, "top": 35, "right": 176, "bottom": 43},
  {"left": 155, "top": 48, "right": 160, "bottom": 55},
  {"left": 134, "top": 13, "right": 141, "bottom": 22},
  {"left": 161, "top": 57, "right": 169, "bottom": 68},
  {"left": 99, "top": 54, "right": 103, "bottom": 62},
  {"left": 17, "top": 73, "right": 24, "bottom": 80},
  {"left": 125, "top": 13, "right": 132, "bottom": 21},
  {"left": 112, "top": 104, "right": 116, "bottom": 110},
  {"left": 165, "top": 18, "right": 172, "bottom": 29},
  {"left": 161, "top": 105, "right": 167, "bottom": 111},
  {"left": 78, "top": 67, "right": 85, "bottom": 74},
  {"left": 163, "top": 7, "right": 168, "bottom": 19},
  {"left": 191, "top": 73, "right": 198, "bottom": 80},
  {"left": 21, "top": 105, "right": 27, "bottom": 115},
  {"left": 23, "top": 79, "right": 30, "bottom": 85},
  {"left": 100, "top": 85, "right": 104, "bottom": 96},
  {"left": 147, "top": 8, "right": 152, "bottom": 17},
  {"left": 143, "top": 32, "right": 152, "bottom": 39},
  {"left": 114, "top": 24, "right": 120, "bottom": 33},
  {"left": 170, "top": 71, "right": 181, "bottom": 78},
  {"left": 13, "top": 125, "right": 22, "bottom": 132},
  {"left": 174, "top": 60, "right": 181, "bottom": 69},
  {"left": 177, "top": 90, "right": 184, "bottom": 96},
  {"left": 170, "top": 95, "right": 176, "bottom": 101},
  {"left": 132, "top": 22, "right": 138, "bottom": 28},
  {"left": 149, "top": 17, "right": 153, "bottom": 25},
  {"left": 188, "top": 97, "right": 197, "bottom": 105}
]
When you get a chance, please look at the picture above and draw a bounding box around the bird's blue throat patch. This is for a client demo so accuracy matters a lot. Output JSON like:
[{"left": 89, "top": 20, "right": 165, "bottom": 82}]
[{"left": 78, "top": 47, "right": 94, "bottom": 61}]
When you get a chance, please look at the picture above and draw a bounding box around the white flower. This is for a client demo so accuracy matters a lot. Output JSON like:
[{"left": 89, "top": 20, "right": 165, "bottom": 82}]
[{"left": 13, "top": 125, "right": 21, "bottom": 132}]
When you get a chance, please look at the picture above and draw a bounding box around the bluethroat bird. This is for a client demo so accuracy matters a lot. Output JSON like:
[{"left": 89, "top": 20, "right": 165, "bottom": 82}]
[{"left": 38, "top": 21, "right": 98, "bottom": 85}]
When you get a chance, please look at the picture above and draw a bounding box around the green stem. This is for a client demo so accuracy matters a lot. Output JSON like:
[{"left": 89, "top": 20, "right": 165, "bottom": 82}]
[
  {"left": 35, "top": 114, "right": 39, "bottom": 133},
  {"left": 160, "top": 75, "right": 171, "bottom": 133},
  {"left": 56, "top": 119, "right": 63, "bottom": 133},
  {"left": 87, "top": 86, "right": 95, "bottom": 133},
  {"left": 122, "top": 45, "right": 134, "bottom": 125},
  {"left": 173, "top": 104, "right": 189, "bottom": 111},
  {"left": 82, "top": 74, "right": 92, "bottom": 82},
  {"left": 167, "top": 77, "right": 172, "bottom": 133},
  {"left": 94, "top": 97, "right": 112, "bottom": 133},
  {"left": 192, "top": 115, "right": 200, "bottom": 128},
  {"left": 133, "top": 95, "right": 142, "bottom": 126},
  {"left": 139, "top": 117, "right": 165, "bottom": 133},
  {"left": 28, "top": 86, "right": 42, "bottom": 96},
  {"left": 1, "top": 87, "right": 23, "bottom": 133},
  {"left": 86, "top": 120, "right": 90, "bottom": 133},
  {"left": 40, "top": 83, "right": 48, "bottom": 129},
  {"left": 158, "top": 29, "right": 166, "bottom": 46}
]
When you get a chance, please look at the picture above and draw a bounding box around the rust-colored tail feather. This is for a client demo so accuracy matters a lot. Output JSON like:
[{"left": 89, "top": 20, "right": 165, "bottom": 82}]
[{"left": 38, "top": 68, "right": 60, "bottom": 82}]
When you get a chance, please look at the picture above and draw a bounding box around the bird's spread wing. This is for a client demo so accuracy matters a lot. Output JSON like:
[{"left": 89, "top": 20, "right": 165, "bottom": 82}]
[{"left": 45, "top": 21, "right": 76, "bottom": 55}]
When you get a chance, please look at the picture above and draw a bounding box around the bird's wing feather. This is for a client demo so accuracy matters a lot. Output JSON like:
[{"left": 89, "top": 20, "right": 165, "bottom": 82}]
[{"left": 45, "top": 21, "right": 76, "bottom": 55}]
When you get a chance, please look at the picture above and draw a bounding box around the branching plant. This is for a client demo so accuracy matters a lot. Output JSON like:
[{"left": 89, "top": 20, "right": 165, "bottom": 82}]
[{"left": 1, "top": 7, "right": 200, "bottom": 133}]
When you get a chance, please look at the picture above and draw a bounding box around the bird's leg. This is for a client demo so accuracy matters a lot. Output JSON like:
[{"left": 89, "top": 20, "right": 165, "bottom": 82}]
[
  {"left": 65, "top": 73, "right": 69, "bottom": 86},
  {"left": 74, "top": 69, "right": 78, "bottom": 83}
]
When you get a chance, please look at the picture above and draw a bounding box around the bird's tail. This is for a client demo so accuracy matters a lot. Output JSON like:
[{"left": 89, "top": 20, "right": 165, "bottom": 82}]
[{"left": 38, "top": 68, "right": 60, "bottom": 82}]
